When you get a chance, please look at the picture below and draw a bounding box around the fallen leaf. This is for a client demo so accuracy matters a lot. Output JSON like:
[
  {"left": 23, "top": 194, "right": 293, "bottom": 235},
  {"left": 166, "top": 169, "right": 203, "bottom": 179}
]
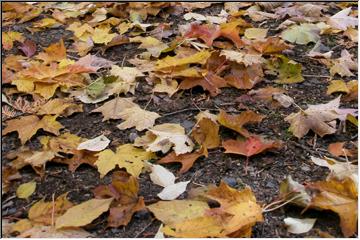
[
  {"left": 55, "top": 198, "right": 113, "bottom": 229},
  {"left": 281, "top": 23, "right": 321, "bottom": 45},
  {"left": 130, "top": 36, "right": 168, "bottom": 57},
  {"left": 272, "top": 93, "right": 295, "bottom": 108},
  {"left": 330, "top": 49, "right": 357, "bottom": 77},
  {"left": 37, "top": 98, "right": 83, "bottom": 116},
  {"left": 3, "top": 115, "right": 64, "bottom": 144},
  {"left": 92, "top": 26, "right": 117, "bottom": 44},
  {"left": 225, "top": 62, "right": 264, "bottom": 89},
  {"left": 223, "top": 135, "right": 282, "bottom": 157},
  {"left": 92, "top": 97, "right": 136, "bottom": 121},
  {"left": 29, "top": 193, "right": 73, "bottom": 225},
  {"left": 134, "top": 123, "right": 194, "bottom": 155},
  {"left": 95, "top": 144, "right": 156, "bottom": 177},
  {"left": 77, "top": 135, "right": 110, "bottom": 152},
  {"left": 18, "top": 39, "right": 37, "bottom": 57},
  {"left": 327, "top": 80, "right": 350, "bottom": 95},
  {"left": 19, "top": 226, "right": 91, "bottom": 238},
  {"left": 2, "top": 31, "right": 25, "bottom": 50},
  {"left": 307, "top": 177, "right": 357, "bottom": 237},
  {"left": 284, "top": 217, "right": 316, "bottom": 234},
  {"left": 342, "top": 80, "right": 358, "bottom": 102},
  {"left": 344, "top": 27, "right": 358, "bottom": 42},
  {"left": 252, "top": 37, "right": 290, "bottom": 54},
  {"left": 327, "top": 142, "right": 355, "bottom": 158},
  {"left": 244, "top": 28, "right": 268, "bottom": 40},
  {"left": 16, "top": 181, "right": 36, "bottom": 199},
  {"left": 68, "top": 54, "right": 114, "bottom": 73},
  {"left": 116, "top": 106, "right": 160, "bottom": 131},
  {"left": 156, "top": 50, "right": 211, "bottom": 70},
  {"left": 218, "top": 110, "right": 264, "bottom": 137},
  {"left": 148, "top": 163, "right": 176, "bottom": 187},
  {"left": 36, "top": 39, "right": 66, "bottom": 64},
  {"left": 285, "top": 96, "right": 357, "bottom": 138},
  {"left": 93, "top": 171, "right": 145, "bottom": 227},
  {"left": 192, "top": 117, "right": 220, "bottom": 151},
  {"left": 158, "top": 181, "right": 190, "bottom": 200},
  {"left": 266, "top": 55, "right": 304, "bottom": 84},
  {"left": 248, "top": 87, "right": 287, "bottom": 107},
  {"left": 157, "top": 149, "right": 205, "bottom": 173},
  {"left": 109, "top": 65, "right": 144, "bottom": 95},
  {"left": 220, "top": 50, "right": 264, "bottom": 66},
  {"left": 328, "top": 7, "right": 358, "bottom": 31}
]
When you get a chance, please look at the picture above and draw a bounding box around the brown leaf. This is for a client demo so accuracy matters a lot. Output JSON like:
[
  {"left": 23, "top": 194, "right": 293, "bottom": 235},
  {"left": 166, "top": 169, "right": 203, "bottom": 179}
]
[
  {"left": 328, "top": 142, "right": 356, "bottom": 158},
  {"left": 37, "top": 98, "right": 83, "bottom": 116},
  {"left": 225, "top": 62, "right": 263, "bottom": 89},
  {"left": 157, "top": 149, "right": 206, "bottom": 173},
  {"left": 192, "top": 117, "right": 220, "bottom": 152},
  {"left": 184, "top": 23, "right": 221, "bottom": 46},
  {"left": 307, "top": 178, "right": 358, "bottom": 237},
  {"left": 18, "top": 39, "right": 37, "bottom": 57},
  {"left": 93, "top": 171, "right": 145, "bottom": 227},
  {"left": 248, "top": 87, "right": 286, "bottom": 107},
  {"left": 218, "top": 110, "right": 264, "bottom": 137},
  {"left": 223, "top": 135, "right": 282, "bottom": 157},
  {"left": 252, "top": 37, "right": 290, "bottom": 54},
  {"left": 3, "top": 115, "right": 64, "bottom": 144}
]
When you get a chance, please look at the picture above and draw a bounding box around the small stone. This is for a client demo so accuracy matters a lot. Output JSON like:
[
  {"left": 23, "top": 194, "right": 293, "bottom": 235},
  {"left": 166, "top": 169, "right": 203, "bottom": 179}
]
[
  {"left": 222, "top": 177, "right": 237, "bottom": 187},
  {"left": 129, "top": 132, "right": 139, "bottom": 142},
  {"left": 181, "top": 120, "right": 194, "bottom": 131},
  {"left": 301, "top": 165, "right": 310, "bottom": 172}
]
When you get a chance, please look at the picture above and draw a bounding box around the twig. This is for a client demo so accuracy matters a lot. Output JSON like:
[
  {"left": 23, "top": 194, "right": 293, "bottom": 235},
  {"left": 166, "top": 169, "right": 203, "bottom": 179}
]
[
  {"left": 291, "top": 141, "right": 347, "bottom": 162},
  {"left": 134, "top": 219, "right": 155, "bottom": 238},
  {"left": 51, "top": 193, "right": 55, "bottom": 228},
  {"left": 302, "top": 74, "right": 330, "bottom": 78},
  {"left": 160, "top": 108, "right": 241, "bottom": 118},
  {"left": 262, "top": 195, "right": 302, "bottom": 213}
]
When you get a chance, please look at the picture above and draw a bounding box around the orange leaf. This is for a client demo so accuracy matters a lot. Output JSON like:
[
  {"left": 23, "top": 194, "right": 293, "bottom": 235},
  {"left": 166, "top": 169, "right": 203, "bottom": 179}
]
[
  {"left": 218, "top": 110, "right": 264, "bottom": 137},
  {"left": 157, "top": 149, "right": 205, "bottom": 173},
  {"left": 93, "top": 171, "right": 145, "bottom": 227},
  {"left": 219, "top": 19, "right": 250, "bottom": 48},
  {"left": 222, "top": 135, "right": 282, "bottom": 157},
  {"left": 252, "top": 37, "right": 290, "bottom": 54},
  {"left": 192, "top": 118, "right": 220, "bottom": 152},
  {"left": 36, "top": 39, "right": 66, "bottom": 64},
  {"left": 328, "top": 142, "right": 356, "bottom": 158},
  {"left": 225, "top": 62, "right": 263, "bottom": 89},
  {"left": 184, "top": 23, "right": 220, "bottom": 46}
]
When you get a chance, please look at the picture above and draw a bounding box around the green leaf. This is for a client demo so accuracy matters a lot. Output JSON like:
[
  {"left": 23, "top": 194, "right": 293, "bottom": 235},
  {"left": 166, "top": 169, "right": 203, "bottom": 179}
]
[{"left": 86, "top": 78, "right": 106, "bottom": 98}]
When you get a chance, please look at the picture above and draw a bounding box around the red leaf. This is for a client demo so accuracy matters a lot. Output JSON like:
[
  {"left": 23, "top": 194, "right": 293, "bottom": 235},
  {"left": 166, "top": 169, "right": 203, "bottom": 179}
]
[{"left": 18, "top": 39, "right": 37, "bottom": 57}]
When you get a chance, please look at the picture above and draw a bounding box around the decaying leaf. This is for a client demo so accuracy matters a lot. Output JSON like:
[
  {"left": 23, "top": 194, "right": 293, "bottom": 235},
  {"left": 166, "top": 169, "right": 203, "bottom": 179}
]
[
  {"left": 266, "top": 55, "right": 304, "bottom": 84},
  {"left": 77, "top": 135, "right": 110, "bottom": 152},
  {"left": 93, "top": 171, "right": 145, "bottom": 227},
  {"left": 284, "top": 217, "right": 316, "bottom": 234},
  {"left": 134, "top": 123, "right": 194, "bottom": 155},
  {"left": 281, "top": 23, "right": 321, "bottom": 45},
  {"left": 330, "top": 49, "right": 357, "bottom": 77},
  {"left": 95, "top": 144, "right": 156, "bottom": 177},
  {"left": 192, "top": 117, "right": 220, "bottom": 151},
  {"left": 92, "top": 97, "right": 136, "bottom": 121},
  {"left": 116, "top": 106, "right": 160, "bottom": 131},
  {"left": 328, "top": 7, "right": 358, "bottom": 31}
]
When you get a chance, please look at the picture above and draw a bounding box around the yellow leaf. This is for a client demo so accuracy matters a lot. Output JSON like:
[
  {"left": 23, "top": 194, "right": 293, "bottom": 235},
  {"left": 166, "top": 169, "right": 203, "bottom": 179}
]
[
  {"left": 3, "top": 115, "right": 64, "bottom": 144},
  {"left": 11, "top": 219, "right": 33, "bottom": 234},
  {"left": 156, "top": 50, "right": 211, "bottom": 70},
  {"left": 37, "top": 98, "right": 83, "bottom": 116},
  {"left": 92, "top": 97, "right": 136, "bottom": 121},
  {"left": 92, "top": 26, "right": 117, "bottom": 44},
  {"left": 55, "top": 198, "right": 113, "bottom": 229},
  {"left": 327, "top": 80, "right": 350, "bottom": 95},
  {"left": 95, "top": 144, "right": 156, "bottom": 177},
  {"left": 2, "top": 31, "right": 25, "bottom": 50},
  {"left": 34, "top": 82, "right": 60, "bottom": 99},
  {"left": 32, "top": 18, "right": 60, "bottom": 28},
  {"left": 117, "top": 106, "right": 160, "bottom": 131},
  {"left": 16, "top": 181, "right": 36, "bottom": 199},
  {"left": 29, "top": 193, "right": 73, "bottom": 225},
  {"left": 153, "top": 79, "right": 178, "bottom": 96},
  {"left": 67, "top": 22, "right": 94, "bottom": 41},
  {"left": 130, "top": 36, "right": 168, "bottom": 57},
  {"left": 36, "top": 39, "right": 67, "bottom": 64},
  {"left": 244, "top": 28, "right": 268, "bottom": 40}
]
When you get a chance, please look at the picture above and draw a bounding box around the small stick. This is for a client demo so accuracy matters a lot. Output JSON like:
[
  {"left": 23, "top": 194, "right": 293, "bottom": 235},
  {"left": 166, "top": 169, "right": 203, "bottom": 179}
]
[
  {"left": 51, "top": 193, "right": 55, "bottom": 228},
  {"left": 134, "top": 219, "right": 155, "bottom": 238}
]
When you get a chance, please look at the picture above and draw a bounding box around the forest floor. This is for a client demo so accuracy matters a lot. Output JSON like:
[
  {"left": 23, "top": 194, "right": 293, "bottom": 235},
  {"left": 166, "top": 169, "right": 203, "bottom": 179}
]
[{"left": 2, "top": 2, "right": 358, "bottom": 238}]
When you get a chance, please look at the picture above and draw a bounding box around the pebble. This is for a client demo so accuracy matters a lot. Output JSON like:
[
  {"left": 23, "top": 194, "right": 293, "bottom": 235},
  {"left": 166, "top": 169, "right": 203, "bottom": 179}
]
[
  {"left": 222, "top": 177, "right": 237, "bottom": 187},
  {"left": 129, "top": 132, "right": 139, "bottom": 142},
  {"left": 181, "top": 120, "right": 194, "bottom": 131}
]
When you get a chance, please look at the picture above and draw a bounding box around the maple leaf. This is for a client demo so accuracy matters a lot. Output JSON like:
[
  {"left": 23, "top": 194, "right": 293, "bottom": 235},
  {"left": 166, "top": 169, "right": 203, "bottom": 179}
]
[
  {"left": 55, "top": 198, "right": 113, "bottom": 229},
  {"left": 285, "top": 96, "right": 357, "bottom": 138},
  {"left": 108, "top": 65, "right": 145, "bottom": 95},
  {"left": 134, "top": 123, "right": 194, "bottom": 155},
  {"left": 219, "top": 19, "right": 251, "bottom": 48},
  {"left": 28, "top": 193, "right": 73, "bottom": 225},
  {"left": 266, "top": 55, "right": 304, "bottom": 84},
  {"left": 328, "top": 142, "right": 356, "bottom": 158},
  {"left": 18, "top": 39, "right": 37, "bottom": 57},
  {"left": 342, "top": 80, "right": 358, "bottom": 102},
  {"left": 68, "top": 54, "right": 114, "bottom": 73},
  {"left": 93, "top": 171, "right": 146, "bottom": 227},
  {"left": 92, "top": 26, "right": 117, "bottom": 44},
  {"left": 67, "top": 22, "right": 94, "bottom": 41},
  {"left": 192, "top": 117, "right": 220, "bottom": 151},
  {"left": 91, "top": 97, "right": 136, "bottom": 121},
  {"left": 244, "top": 27, "right": 268, "bottom": 40},
  {"left": 252, "top": 37, "right": 290, "bottom": 54},
  {"left": 184, "top": 23, "right": 221, "bottom": 46},
  {"left": 281, "top": 23, "right": 321, "bottom": 45},
  {"left": 307, "top": 178, "right": 358, "bottom": 237},
  {"left": 116, "top": 106, "right": 160, "bottom": 131},
  {"left": 220, "top": 50, "right": 264, "bottom": 66},
  {"left": 155, "top": 50, "right": 211, "bottom": 70},
  {"left": 327, "top": 7, "right": 358, "bottom": 31},
  {"left": 327, "top": 80, "right": 350, "bottom": 95},
  {"left": 218, "top": 110, "right": 264, "bottom": 137},
  {"left": 225, "top": 62, "right": 264, "bottom": 89},
  {"left": 157, "top": 149, "right": 206, "bottom": 173},
  {"left": 37, "top": 98, "right": 83, "bottom": 116},
  {"left": 95, "top": 144, "right": 156, "bottom": 178},
  {"left": 222, "top": 135, "right": 283, "bottom": 157},
  {"left": 248, "top": 87, "right": 286, "bottom": 107},
  {"left": 36, "top": 39, "right": 67, "bottom": 64},
  {"left": 16, "top": 181, "right": 36, "bottom": 199},
  {"left": 330, "top": 49, "right": 357, "bottom": 77},
  {"left": 3, "top": 115, "right": 63, "bottom": 144},
  {"left": 18, "top": 226, "right": 91, "bottom": 238},
  {"left": 130, "top": 36, "right": 169, "bottom": 57},
  {"left": 2, "top": 31, "right": 25, "bottom": 50}
]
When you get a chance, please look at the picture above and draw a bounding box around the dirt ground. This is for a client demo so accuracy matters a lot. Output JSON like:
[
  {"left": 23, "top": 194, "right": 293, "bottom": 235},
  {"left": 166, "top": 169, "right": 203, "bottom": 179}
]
[{"left": 2, "top": 3, "right": 358, "bottom": 238}]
